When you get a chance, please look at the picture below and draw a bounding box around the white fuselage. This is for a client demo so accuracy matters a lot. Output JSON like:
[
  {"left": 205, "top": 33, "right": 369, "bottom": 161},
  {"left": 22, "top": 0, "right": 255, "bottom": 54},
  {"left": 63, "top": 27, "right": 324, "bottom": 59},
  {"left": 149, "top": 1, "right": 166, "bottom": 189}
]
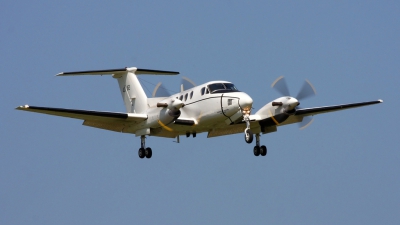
[{"left": 130, "top": 80, "right": 253, "bottom": 137}]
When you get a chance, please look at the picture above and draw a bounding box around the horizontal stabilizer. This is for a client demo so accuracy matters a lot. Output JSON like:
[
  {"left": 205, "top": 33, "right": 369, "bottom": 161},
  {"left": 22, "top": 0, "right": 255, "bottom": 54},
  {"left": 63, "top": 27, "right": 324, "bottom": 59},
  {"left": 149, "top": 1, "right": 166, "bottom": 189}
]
[{"left": 57, "top": 67, "right": 179, "bottom": 76}]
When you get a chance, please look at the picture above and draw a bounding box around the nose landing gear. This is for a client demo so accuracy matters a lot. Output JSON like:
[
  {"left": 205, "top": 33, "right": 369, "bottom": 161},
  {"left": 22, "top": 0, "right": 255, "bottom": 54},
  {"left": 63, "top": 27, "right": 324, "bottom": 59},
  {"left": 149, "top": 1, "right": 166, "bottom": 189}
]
[
  {"left": 244, "top": 128, "right": 253, "bottom": 143},
  {"left": 241, "top": 109, "right": 266, "bottom": 156},
  {"left": 243, "top": 111, "right": 254, "bottom": 144}
]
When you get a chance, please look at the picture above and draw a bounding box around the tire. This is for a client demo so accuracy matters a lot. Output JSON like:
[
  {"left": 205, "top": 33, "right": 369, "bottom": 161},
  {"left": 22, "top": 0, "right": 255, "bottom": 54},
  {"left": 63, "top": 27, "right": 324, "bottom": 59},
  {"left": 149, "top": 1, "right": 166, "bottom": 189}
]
[
  {"left": 244, "top": 129, "right": 254, "bottom": 144},
  {"left": 138, "top": 148, "right": 145, "bottom": 158},
  {"left": 260, "top": 145, "right": 267, "bottom": 156},
  {"left": 253, "top": 146, "right": 260, "bottom": 156},
  {"left": 145, "top": 147, "right": 152, "bottom": 158}
]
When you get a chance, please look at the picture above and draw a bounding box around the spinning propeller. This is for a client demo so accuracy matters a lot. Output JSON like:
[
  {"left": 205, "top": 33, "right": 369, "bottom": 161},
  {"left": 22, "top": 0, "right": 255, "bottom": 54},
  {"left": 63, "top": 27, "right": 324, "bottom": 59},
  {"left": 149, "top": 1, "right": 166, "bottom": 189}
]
[
  {"left": 152, "top": 76, "right": 197, "bottom": 97},
  {"left": 152, "top": 76, "right": 199, "bottom": 133},
  {"left": 271, "top": 76, "right": 317, "bottom": 129}
]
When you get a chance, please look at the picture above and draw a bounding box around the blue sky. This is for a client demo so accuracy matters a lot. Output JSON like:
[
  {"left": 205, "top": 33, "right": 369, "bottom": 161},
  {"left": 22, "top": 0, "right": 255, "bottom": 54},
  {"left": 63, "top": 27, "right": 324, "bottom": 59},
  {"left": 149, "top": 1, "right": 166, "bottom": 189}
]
[{"left": 1, "top": 1, "right": 399, "bottom": 224}]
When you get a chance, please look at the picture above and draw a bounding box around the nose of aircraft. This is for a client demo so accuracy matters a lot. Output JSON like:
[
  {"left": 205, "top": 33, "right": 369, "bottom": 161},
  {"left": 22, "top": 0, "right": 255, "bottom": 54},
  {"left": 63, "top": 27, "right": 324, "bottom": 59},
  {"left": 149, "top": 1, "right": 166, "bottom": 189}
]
[{"left": 239, "top": 94, "right": 253, "bottom": 111}]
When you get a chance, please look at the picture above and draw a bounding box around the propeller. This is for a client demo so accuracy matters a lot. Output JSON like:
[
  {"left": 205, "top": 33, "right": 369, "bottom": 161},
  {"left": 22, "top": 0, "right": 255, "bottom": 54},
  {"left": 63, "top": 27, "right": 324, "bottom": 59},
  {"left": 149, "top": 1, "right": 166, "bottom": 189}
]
[
  {"left": 153, "top": 76, "right": 197, "bottom": 97},
  {"left": 156, "top": 76, "right": 200, "bottom": 135},
  {"left": 271, "top": 76, "right": 316, "bottom": 101},
  {"left": 271, "top": 76, "right": 317, "bottom": 129},
  {"left": 152, "top": 82, "right": 171, "bottom": 97},
  {"left": 181, "top": 76, "right": 196, "bottom": 91},
  {"left": 299, "top": 116, "right": 314, "bottom": 130}
]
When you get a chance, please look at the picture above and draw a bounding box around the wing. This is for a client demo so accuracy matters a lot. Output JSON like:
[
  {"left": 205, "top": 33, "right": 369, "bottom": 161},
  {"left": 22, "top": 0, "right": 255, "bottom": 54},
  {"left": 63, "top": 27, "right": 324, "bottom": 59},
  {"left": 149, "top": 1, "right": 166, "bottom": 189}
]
[
  {"left": 246, "top": 99, "right": 383, "bottom": 133},
  {"left": 294, "top": 100, "right": 383, "bottom": 117},
  {"left": 16, "top": 105, "right": 147, "bottom": 133}
]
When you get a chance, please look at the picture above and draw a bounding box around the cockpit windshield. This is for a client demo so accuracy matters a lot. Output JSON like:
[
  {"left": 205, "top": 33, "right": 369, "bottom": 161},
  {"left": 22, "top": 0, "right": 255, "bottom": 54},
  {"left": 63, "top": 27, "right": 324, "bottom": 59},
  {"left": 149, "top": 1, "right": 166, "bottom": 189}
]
[{"left": 207, "top": 83, "right": 239, "bottom": 93}]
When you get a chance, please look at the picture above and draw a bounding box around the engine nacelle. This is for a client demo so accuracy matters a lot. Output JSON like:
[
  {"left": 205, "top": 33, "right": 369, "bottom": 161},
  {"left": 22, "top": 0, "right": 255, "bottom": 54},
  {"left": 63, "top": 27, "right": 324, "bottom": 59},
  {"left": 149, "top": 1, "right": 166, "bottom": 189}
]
[
  {"left": 254, "top": 97, "right": 300, "bottom": 129},
  {"left": 145, "top": 99, "right": 185, "bottom": 128}
]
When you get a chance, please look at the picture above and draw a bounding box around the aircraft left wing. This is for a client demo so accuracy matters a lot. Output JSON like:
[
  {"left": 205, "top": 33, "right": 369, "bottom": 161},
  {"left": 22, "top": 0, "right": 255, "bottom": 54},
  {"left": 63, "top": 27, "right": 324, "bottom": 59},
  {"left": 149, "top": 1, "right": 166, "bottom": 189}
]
[
  {"left": 294, "top": 99, "right": 383, "bottom": 117},
  {"left": 16, "top": 105, "right": 148, "bottom": 132}
]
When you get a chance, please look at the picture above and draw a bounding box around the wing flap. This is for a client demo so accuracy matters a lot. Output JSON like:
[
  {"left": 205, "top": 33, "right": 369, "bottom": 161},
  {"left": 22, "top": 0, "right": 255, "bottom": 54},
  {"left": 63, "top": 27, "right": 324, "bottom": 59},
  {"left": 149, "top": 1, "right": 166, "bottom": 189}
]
[{"left": 83, "top": 120, "right": 127, "bottom": 132}]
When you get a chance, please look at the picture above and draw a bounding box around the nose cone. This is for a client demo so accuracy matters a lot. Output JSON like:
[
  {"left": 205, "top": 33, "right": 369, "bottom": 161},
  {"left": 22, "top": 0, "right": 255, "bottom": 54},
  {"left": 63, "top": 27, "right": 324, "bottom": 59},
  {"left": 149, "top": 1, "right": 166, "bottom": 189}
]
[{"left": 239, "top": 94, "right": 253, "bottom": 111}]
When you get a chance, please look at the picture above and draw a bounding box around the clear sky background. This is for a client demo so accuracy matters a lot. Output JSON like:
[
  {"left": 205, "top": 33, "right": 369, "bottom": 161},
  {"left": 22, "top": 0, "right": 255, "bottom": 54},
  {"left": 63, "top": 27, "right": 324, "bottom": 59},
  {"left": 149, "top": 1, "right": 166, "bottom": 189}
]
[{"left": 1, "top": 1, "right": 399, "bottom": 224}]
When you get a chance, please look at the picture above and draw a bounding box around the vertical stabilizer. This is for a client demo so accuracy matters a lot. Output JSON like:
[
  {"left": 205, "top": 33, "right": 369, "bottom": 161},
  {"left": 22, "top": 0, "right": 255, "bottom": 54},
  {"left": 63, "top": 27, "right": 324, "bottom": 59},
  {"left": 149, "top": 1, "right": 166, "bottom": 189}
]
[{"left": 113, "top": 72, "right": 148, "bottom": 113}]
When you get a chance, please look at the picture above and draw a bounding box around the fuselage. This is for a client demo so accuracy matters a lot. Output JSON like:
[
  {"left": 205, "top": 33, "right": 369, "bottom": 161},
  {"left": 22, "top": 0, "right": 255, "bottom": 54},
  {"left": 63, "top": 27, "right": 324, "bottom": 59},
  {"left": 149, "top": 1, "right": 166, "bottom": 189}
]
[{"left": 138, "top": 80, "right": 253, "bottom": 137}]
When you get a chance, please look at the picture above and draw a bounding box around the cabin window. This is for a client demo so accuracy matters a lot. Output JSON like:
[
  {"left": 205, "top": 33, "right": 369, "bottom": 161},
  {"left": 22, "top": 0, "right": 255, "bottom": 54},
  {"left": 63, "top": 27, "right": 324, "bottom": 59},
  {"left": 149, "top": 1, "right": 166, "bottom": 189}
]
[
  {"left": 179, "top": 95, "right": 183, "bottom": 101},
  {"left": 201, "top": 87, "right": 205, "bottom": 95},
  {"left": 185, "top": 93, "right": 188, "bottom": 101},
  {"left": 190, "top": 91, "right": 193, "bottom": 99}
]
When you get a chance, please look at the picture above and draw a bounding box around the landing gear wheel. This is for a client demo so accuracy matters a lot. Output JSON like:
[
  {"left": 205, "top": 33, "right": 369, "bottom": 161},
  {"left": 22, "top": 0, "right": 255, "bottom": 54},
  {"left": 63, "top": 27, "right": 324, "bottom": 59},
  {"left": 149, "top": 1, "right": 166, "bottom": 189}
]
[
  {"left": 145, "top": 147, "right": 152, "bottom": 158},
  {"left": 245, "top": 129, "right": 254, "bottom": 144},
  {"left": 253, "top": 146, "right": 260, "bottom": 156},
  {"left": 260, "top": 145, "right": 267, "bottom": 156},
  {"left": 138, "top": 148, "right": 145, "bottom": 158}
]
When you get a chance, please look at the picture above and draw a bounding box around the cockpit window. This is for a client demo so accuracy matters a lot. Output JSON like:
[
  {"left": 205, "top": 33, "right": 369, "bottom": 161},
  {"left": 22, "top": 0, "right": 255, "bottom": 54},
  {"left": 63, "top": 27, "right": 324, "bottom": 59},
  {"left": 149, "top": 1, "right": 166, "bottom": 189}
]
[
  {"left": 224, "top": 83, "right": 238, "bottom": 91},
  {"left": 208, "top": 83, "right": 225, "bottom": 93},
  {"left": 207, "top": 83, "right": 239, "bottom": 93}
]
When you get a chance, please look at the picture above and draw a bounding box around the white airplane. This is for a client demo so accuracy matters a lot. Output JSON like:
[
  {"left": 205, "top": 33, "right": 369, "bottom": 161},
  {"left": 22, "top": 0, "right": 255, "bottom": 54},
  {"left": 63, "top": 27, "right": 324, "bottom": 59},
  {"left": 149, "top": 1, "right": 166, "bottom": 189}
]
[{"left": 16, "top": 67, "right": 383, "bottom": 158}]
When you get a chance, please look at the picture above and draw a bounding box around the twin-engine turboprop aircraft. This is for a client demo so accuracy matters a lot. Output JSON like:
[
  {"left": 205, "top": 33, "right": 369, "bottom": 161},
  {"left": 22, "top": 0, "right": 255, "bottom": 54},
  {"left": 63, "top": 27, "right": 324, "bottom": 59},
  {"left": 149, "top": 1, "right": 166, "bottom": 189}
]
[{"left": 16, "top": 67, "right": 383, "bottom": 158}]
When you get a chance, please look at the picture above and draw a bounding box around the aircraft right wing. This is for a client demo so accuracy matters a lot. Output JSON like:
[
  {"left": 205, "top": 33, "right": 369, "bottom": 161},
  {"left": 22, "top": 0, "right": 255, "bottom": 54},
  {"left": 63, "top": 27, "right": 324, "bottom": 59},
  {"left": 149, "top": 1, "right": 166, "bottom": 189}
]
[{"left": 16, "top": 105, "right": 148, "bottom": 133}]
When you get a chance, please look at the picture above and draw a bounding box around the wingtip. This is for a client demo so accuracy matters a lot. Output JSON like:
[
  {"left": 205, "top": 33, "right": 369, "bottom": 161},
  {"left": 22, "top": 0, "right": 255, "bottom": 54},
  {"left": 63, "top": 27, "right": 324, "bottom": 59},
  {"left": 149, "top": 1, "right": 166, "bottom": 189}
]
[
  {"left": 16, "top": 105, "right": 29, "bottom": 110},
  {"left": 378, "top": 99, "right": 383, "bottom": 103}
]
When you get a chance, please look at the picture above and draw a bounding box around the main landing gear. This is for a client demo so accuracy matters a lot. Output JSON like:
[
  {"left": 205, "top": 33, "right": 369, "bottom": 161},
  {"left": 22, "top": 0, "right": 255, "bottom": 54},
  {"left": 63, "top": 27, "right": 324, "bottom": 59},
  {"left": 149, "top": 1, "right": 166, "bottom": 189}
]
[
  {"left": 138, "top": 135, "right": 152, "bottom": 159},
  {"left": 253, "top": 133, "right": 267, "bottom": 156}
]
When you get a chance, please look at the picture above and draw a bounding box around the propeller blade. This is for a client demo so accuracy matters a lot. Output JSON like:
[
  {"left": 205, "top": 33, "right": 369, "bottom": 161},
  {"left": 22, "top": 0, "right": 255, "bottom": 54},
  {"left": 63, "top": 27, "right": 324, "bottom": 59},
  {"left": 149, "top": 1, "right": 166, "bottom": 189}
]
[
  {"left": 271, "top": 76, "right": 290, "bottom": 96},
  {"left": 296, "top": 79, "right": 316, "bottom": 101},
  {"left": 299, "top": 116, "right": 314, "bottom": 130},
  {"left": 152, "top": 82, "right": 171, "bottom": 97},
  {"left": 181, "top": 76, "right": 196, "bottom": 91}
]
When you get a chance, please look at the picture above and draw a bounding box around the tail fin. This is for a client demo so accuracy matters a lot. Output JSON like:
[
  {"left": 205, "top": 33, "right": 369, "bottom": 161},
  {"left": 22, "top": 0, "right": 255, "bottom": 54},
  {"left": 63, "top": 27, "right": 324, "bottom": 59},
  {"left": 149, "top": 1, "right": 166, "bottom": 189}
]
[{"left": 57, "top": 67, "right": 179, "bottom": 113}]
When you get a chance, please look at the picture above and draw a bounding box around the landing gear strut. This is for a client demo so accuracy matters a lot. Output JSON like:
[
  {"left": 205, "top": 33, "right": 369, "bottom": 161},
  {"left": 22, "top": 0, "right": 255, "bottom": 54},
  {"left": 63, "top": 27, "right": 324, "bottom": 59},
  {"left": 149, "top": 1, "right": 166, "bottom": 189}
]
[
  {"left": 138, "top": 135, "right": 152, "bottom": 159},
  {"left": 253, "top": 133, "right": 267, "bottom": 157},
  {"left": 243, "top": 113, "right": 253, "bottom": 143}
]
